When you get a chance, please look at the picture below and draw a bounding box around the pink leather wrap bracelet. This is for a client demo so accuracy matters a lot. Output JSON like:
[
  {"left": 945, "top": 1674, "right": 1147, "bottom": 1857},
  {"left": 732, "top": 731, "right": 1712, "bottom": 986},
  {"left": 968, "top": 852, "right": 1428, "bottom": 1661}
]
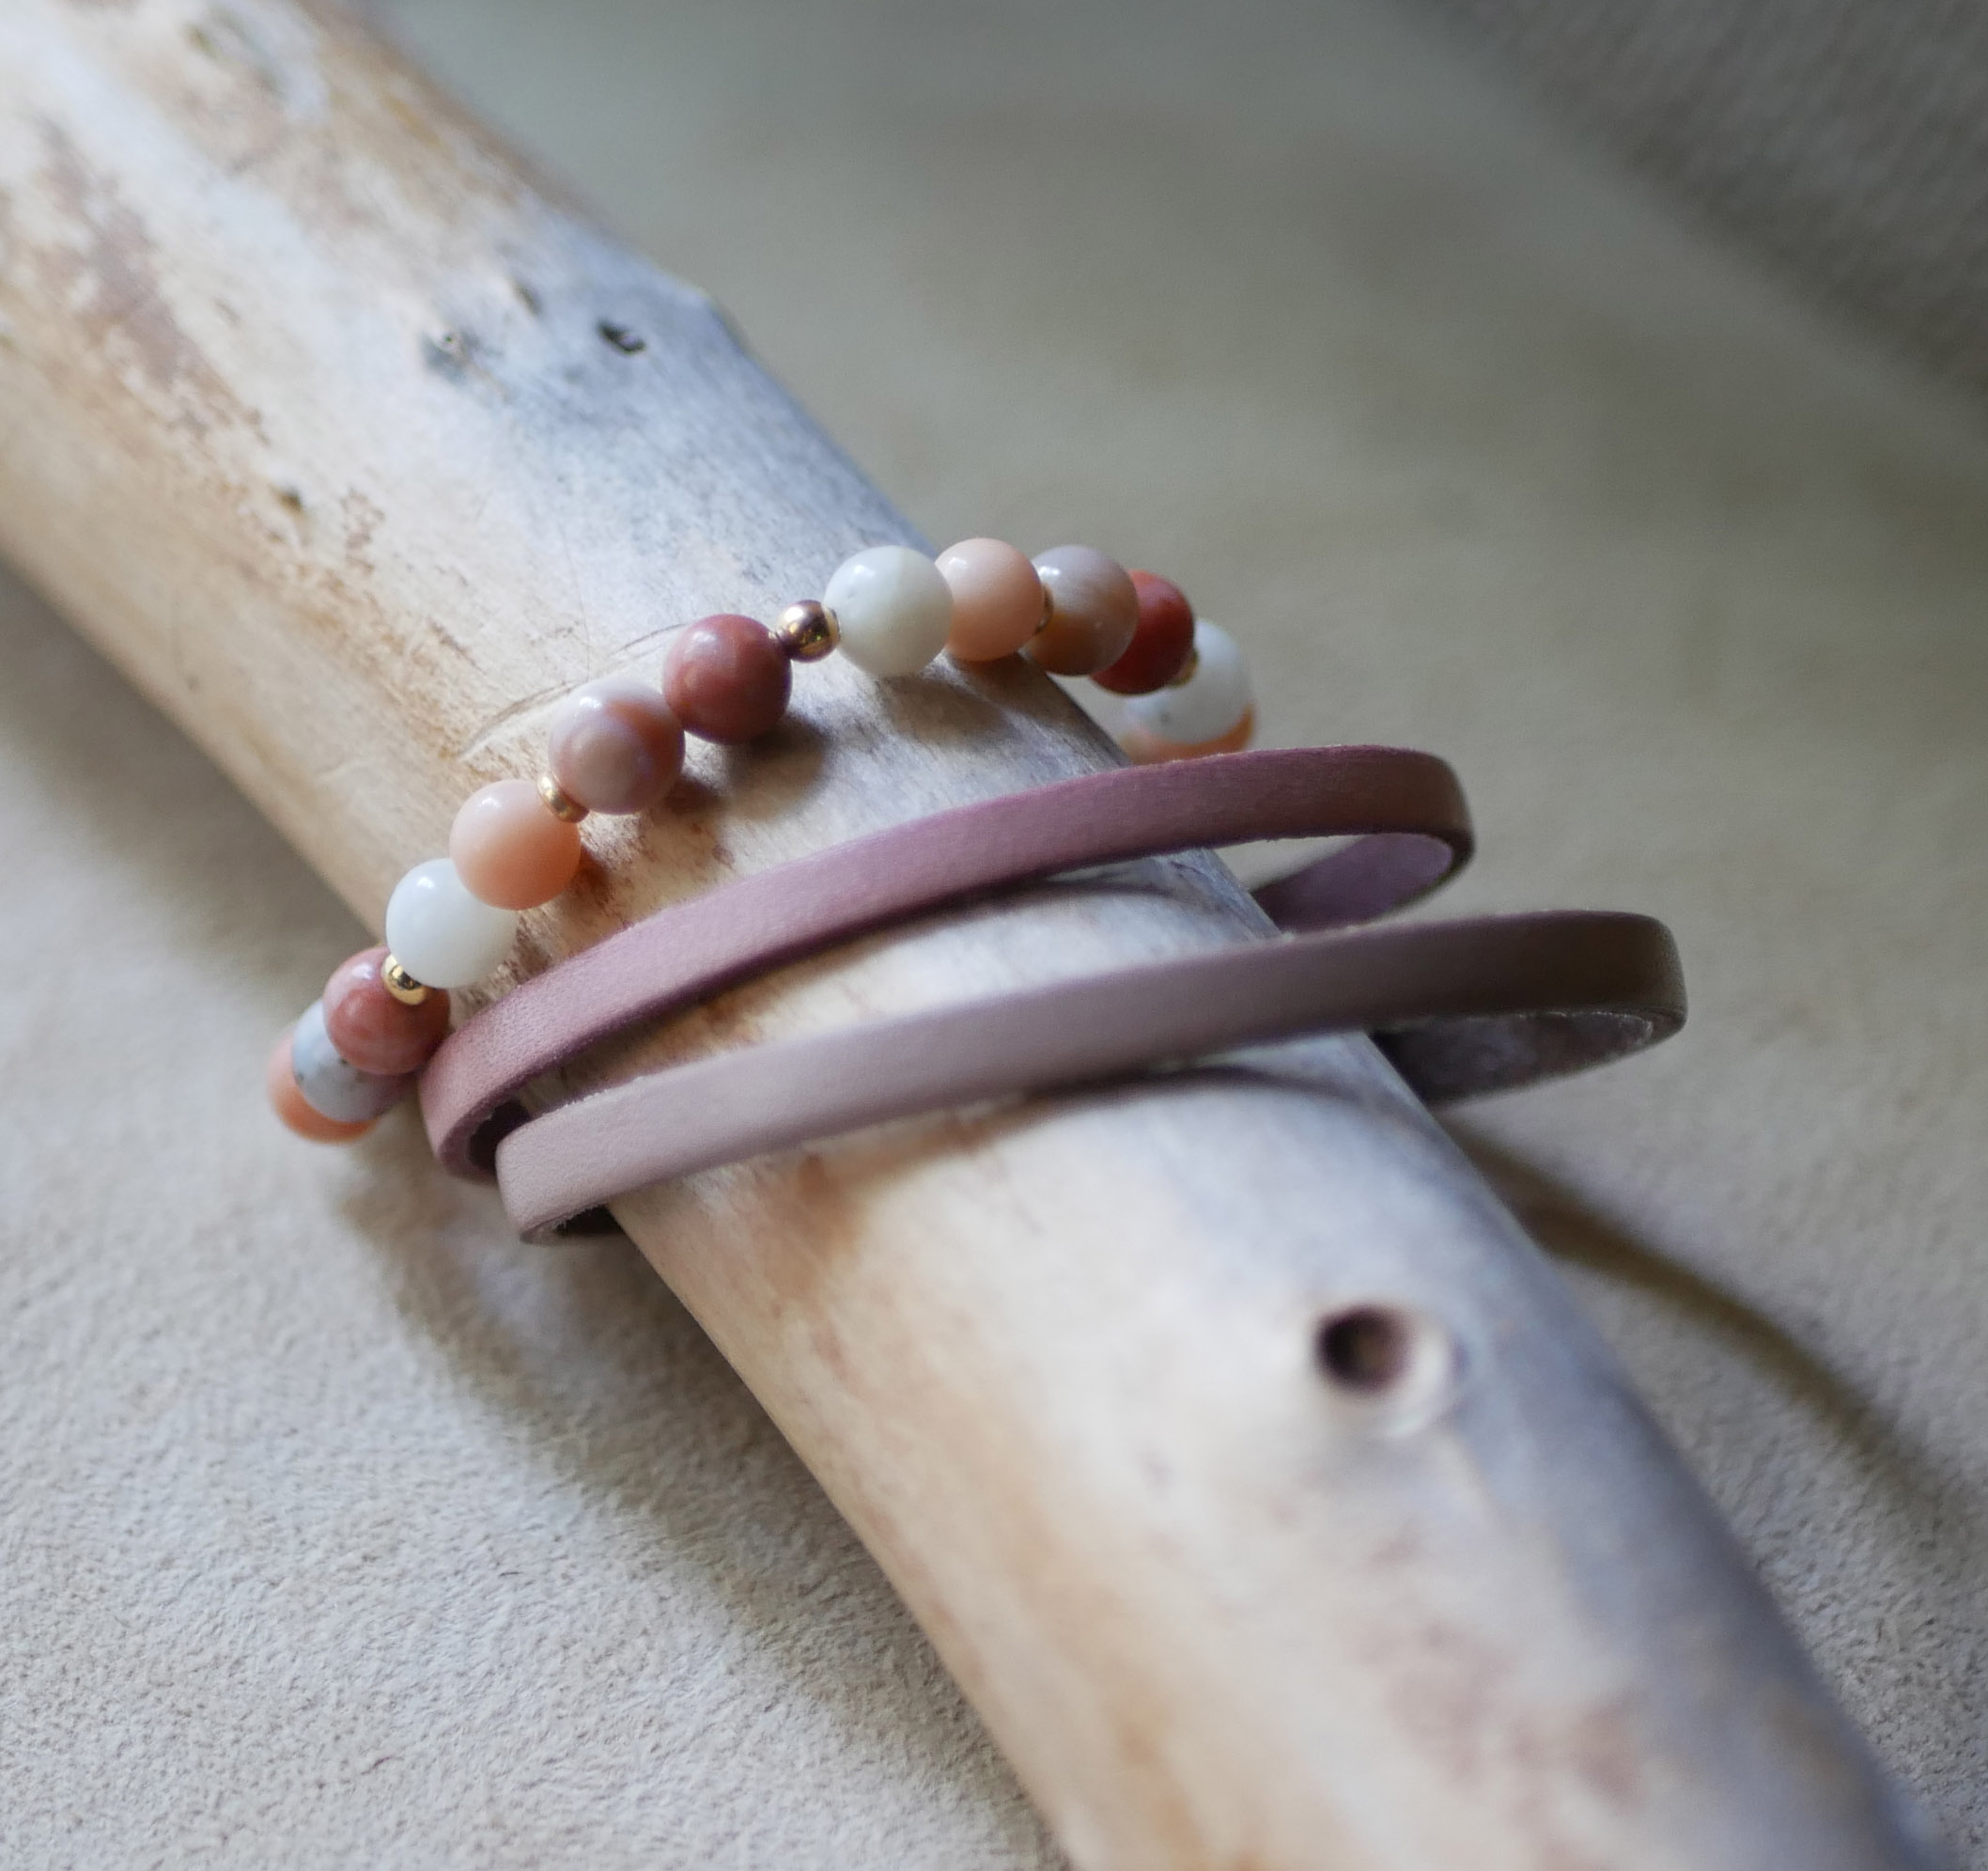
[
  {"left": 495, "top": 908, "right": 1683, "bottom": 1241},
  {"left": 421, "top": 746, "right": 1475, "bottom": 1177},
  {"left": 410, "top": 742, "right": 1683, "bottom": 1242}
]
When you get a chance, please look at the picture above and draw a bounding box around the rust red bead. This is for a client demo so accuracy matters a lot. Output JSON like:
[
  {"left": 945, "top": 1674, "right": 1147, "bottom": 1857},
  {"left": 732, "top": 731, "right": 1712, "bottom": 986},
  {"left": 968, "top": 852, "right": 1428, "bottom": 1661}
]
[
  {"left": 1094, "top": 569, "right": 1197, "bottom": 694},
  {"left": 663, "top": 614, "right": 792, "bottom": 743},
  {"left": 322, "top": 945, "right": 452, "bottom": 1076}
]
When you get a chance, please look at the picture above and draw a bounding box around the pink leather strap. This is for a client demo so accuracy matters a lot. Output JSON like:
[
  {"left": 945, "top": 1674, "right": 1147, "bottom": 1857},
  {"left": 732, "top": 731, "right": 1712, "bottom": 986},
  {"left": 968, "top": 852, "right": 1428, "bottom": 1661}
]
[
  {"left": 495, "top": 910, "right": 1684, "bottom": 1241},
  {"left": 421, "top": 746, "right": 1473, "bottom": 1177}
]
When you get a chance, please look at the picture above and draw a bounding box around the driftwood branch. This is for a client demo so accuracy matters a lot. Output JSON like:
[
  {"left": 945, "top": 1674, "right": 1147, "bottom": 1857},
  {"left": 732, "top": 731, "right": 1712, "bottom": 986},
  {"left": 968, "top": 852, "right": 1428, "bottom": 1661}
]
[{"left": 0, "top": 3, "right": 1934, "bottom": 1864}]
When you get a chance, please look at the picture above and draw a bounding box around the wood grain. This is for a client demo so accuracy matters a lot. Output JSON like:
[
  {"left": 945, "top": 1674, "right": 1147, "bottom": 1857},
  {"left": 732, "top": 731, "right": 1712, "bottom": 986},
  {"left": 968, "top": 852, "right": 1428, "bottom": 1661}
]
[{"left": 0, "top": 2, "right": 1937, "bottom": 1864}]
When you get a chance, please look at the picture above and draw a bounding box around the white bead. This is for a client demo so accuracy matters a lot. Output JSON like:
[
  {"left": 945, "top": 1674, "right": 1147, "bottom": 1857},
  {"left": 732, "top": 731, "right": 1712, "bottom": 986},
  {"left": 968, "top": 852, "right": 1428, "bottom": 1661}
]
[
  {"left": 384, "top": 857, "right": 519, "bottom": 989},
  {"left": 290, "top": 1000, "right": 410, "bottom": 1123},
  {"left": 823, "top": 545, "right": 953, "bottom": 677},
  {"left": 1124, "top": 621, "right": 1251, "bottom": 744}
]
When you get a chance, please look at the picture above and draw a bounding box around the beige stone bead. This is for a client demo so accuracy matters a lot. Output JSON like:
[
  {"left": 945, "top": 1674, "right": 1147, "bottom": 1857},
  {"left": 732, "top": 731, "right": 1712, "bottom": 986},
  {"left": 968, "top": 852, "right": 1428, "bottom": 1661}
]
[
  {"left": 822, "top": 545, "right": 953, "bottom": 677},
  {"left": 1121, "top": 704, "right": 1257, "bottom": 765},
  {"left": 1123, "top": 619, "right": 1252, "bottom": 744},
  {"left": 384, "top": 858, "right": 520, "bottom": 988}
]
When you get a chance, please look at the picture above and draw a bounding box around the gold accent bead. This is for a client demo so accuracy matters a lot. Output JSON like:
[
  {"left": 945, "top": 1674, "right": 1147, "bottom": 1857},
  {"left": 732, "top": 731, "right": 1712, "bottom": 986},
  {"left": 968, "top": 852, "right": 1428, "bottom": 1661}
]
[
  {"left": 773, "top": 600, "right": 839, "bottom": 662},
  {"left": 536, "top": 771, "right": 588, "bottom": 823},
  {"left": 1035, "top": 579, "right": 1054, "bottom": 635},
  {"left": 1165, "top": 645, "right": 1200, "bottom": 689},
  {"left": 381, "top": 955, "right": 431, "bottom": 1006}
]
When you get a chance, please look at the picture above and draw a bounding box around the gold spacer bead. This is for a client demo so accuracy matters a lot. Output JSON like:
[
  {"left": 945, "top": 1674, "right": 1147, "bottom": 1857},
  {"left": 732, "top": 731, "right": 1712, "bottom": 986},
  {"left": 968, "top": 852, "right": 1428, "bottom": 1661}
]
[
  {"left": 381, "top": 955, "right": 431, "bottom": 1006},
  {"left": 536, "top": 771, "right": 588, "bottom": 823},
  {"left": 1035, "top": 579, "right": 1055, "bottom": 635},
  {"left": 1165, "top": 645, "right": 1201, "bottom": 689},
  {"left": 772, "top": 599, "right": 839, "bottom": 663}
]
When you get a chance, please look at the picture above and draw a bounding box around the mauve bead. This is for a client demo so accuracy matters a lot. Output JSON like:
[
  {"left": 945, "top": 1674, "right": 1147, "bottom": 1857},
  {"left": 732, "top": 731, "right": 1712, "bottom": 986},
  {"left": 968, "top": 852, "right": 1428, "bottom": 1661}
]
[
  {"left": 663, "top": 614, "right": 791, "bottom": 742},
  {"left": 936, "top": 538, "right": 1043, "bottom": 662},
  {"left": 451, "top": 779, "right": 585, "bottom": 911},
  {"left": 548, "top": 678, "right": 685, "bottom": 815},
  {"left": 1025, "top": 546, "right": 1139, "bottom": 676},
  {"left": 323, "top": 945, "right": 451, "bottom": 1076},
  {"left": 1094, "top": 569, "right": 1196, "bottom": 694},
  {"left": 267, "top": 1027, "right": 375, "bottom": 1143}
]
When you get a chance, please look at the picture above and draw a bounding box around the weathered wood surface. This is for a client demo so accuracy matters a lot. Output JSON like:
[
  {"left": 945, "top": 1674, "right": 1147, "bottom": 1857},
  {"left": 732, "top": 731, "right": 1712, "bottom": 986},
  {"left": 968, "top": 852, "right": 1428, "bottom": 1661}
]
[{"left": 0, "top": 3, "right": 1939, "bottom": 1865}]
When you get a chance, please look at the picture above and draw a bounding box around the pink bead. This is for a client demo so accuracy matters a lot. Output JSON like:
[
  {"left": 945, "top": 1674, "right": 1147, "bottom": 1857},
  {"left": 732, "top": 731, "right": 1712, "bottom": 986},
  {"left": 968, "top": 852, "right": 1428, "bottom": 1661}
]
[
  {"left": 322, "top": 945, "right": 452, "bottom": 1076},
  {"left": 663, "top": 614, "right": 791, "bottom": 743},
  {"left": 937, "top": 538, "right": 1045, "bottom": 662},
  {"left": 548, "top": 678, "right": 685, "bottom": 815},
  {"left": 266, "top": 1028, "right": 375, "bottom": 1143},
  {"left": 450, "top": 779, "right": 584, "bottom": 911},
  {"left": 1025, "top": 546, "right": 1140, "bottom": 676}
]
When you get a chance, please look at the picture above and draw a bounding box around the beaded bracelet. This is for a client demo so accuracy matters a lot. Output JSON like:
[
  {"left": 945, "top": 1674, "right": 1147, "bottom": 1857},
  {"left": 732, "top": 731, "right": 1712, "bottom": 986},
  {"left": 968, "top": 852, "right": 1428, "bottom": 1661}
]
[{"left": 268, "top": 539, "right": 1253, "bottom": 1142}]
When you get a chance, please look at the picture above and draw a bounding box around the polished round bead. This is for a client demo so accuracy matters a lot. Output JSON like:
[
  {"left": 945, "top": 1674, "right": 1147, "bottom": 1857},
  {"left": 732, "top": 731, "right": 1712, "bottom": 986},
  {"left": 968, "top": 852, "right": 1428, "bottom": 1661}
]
[
  {"left": 268, "top": 1026, "right": 376, "bottom": 1143},
  {"left": 323, "top": 944, "right": 452, "bottom": 1076},
  {"left": 936, "top": 538, "right": 1044, "bottom": 663},
  {"left": 1026, "top": 546, "right": 1140, "bottom": 676},
  {"left": 547, "top": 678, "right": 685, "bottom": 815},
  {"left": 1122, "top": 704, "right": 1257, "bottom": 765},
  {"left": 1123, "top": 620, "right": 1253, "bottom": 751},
  {"left": 822, "top": 545, "right": 953, "bottom": 677},
  {"left": 663, "top": 614, "right": 792, "bottom": 742},
  {"left": 773, "top": 600, "right": 839, "bottom": 663},
  {"left": 1094, "top": 569, "right": 1197, "bottom": 694},
  {"left": 289, "top": 998, "right": 413, "bottom": 1123},
  {"left": 450, "top": 779, "right": 585, "bottom": 911},
  {"left": 384, "top": 857, "right": 520, "bottom": 989}
]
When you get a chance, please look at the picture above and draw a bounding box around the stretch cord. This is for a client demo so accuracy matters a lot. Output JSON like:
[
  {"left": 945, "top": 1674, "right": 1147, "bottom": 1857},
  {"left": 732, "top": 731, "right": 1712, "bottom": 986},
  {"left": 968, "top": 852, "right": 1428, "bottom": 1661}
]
[{"left": 412, "top": 746, "right": 1685, "bottom": 1241}]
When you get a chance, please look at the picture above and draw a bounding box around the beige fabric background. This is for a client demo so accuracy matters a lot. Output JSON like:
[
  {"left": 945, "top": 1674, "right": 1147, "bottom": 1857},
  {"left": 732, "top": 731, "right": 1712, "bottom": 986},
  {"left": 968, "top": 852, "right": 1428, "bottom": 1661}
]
[
  {"left": 1421, "top": 0, "right": 1988, "bottom": 399},
  {"left": 4, "top": 0, "right": 1984, "bottom": 1863}
]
